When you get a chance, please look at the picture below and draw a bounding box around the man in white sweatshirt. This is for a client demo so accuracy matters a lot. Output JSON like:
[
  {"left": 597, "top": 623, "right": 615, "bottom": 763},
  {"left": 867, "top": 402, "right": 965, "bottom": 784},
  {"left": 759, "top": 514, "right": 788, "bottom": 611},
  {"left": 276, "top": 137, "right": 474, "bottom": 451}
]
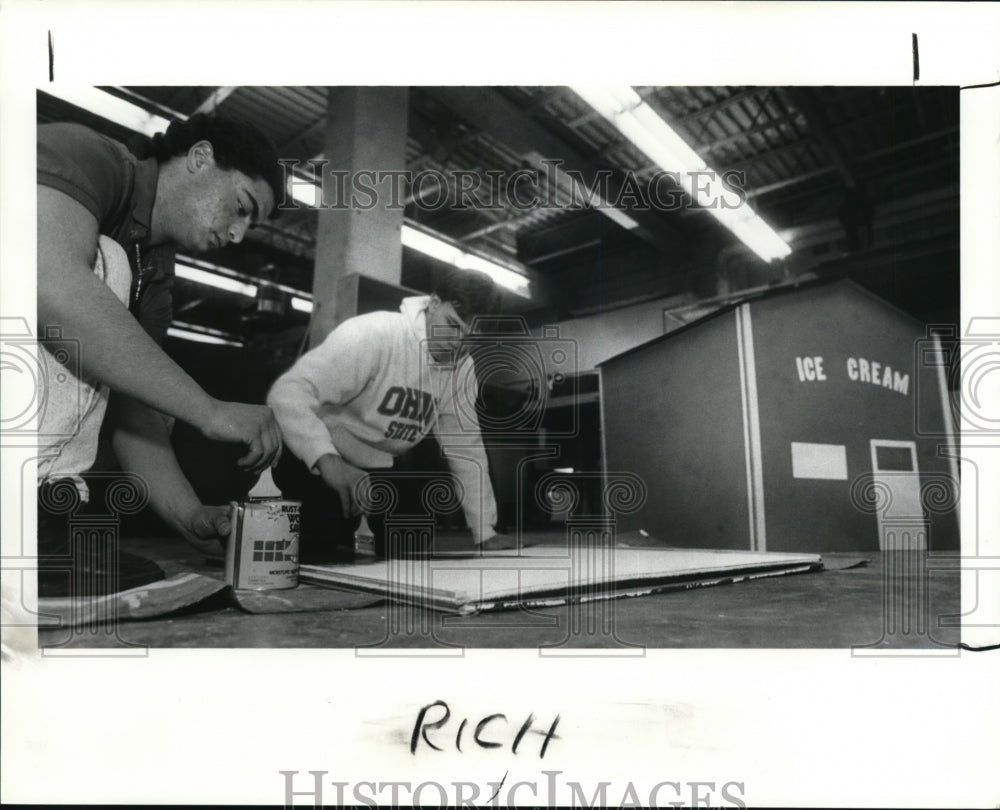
[{"left": 267, "top": 269, "right": 515, "bottom": 562}]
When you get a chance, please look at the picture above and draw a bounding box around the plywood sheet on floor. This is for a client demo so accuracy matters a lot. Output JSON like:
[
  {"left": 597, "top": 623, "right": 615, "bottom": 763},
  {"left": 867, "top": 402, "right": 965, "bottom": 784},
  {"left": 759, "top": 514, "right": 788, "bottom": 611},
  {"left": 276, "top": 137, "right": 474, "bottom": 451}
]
[{"left": 300, "top": 546, "right": 823, "bottom": 614}]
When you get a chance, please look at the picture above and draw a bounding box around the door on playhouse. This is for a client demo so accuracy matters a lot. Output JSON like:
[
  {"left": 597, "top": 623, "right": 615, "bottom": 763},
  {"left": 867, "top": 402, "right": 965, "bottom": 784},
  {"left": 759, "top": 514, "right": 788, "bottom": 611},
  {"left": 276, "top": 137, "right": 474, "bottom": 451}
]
[{"left": 869, "top": 439, "right": 926, "bottom": 551}]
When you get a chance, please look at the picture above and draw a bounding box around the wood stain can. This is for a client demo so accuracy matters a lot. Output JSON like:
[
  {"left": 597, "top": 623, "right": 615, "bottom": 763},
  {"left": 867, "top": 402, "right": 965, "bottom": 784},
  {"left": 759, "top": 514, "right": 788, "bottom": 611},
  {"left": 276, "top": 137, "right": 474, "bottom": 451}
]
[{"left": 224, "top": 499, "right": 301, "bottom": 590}]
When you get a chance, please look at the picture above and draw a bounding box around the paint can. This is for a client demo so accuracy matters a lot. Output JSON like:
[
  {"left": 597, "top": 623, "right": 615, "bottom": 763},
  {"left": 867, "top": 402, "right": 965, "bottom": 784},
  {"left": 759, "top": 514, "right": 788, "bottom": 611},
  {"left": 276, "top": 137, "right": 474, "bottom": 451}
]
[{"left": 224, "top": 499, "right": 301, "bottom": 590}]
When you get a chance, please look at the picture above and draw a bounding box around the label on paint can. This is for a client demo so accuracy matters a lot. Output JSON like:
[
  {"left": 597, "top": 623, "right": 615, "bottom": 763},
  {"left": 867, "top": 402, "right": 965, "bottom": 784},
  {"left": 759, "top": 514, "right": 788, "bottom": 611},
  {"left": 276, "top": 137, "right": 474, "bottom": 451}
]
[{"left": 225, "top": 499, "right": 301, "bottom": 590}]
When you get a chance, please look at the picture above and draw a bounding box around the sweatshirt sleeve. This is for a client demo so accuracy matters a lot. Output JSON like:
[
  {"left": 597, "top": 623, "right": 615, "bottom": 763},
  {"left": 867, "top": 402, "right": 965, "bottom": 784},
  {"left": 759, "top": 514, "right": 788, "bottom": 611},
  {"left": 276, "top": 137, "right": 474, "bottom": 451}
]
[
  {"left": 266, "top": 316, "right": 382, "bottom": 472},
  {"left": 433, "top": 357, "right": 498, "bottom": 544}
]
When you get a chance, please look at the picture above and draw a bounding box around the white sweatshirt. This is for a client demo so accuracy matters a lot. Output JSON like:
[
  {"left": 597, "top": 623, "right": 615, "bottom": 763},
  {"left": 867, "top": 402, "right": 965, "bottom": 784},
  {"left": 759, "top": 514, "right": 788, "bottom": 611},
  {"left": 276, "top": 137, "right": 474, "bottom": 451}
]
[{"left": 267, "top": 296, "right": 497, "bottom": 543}]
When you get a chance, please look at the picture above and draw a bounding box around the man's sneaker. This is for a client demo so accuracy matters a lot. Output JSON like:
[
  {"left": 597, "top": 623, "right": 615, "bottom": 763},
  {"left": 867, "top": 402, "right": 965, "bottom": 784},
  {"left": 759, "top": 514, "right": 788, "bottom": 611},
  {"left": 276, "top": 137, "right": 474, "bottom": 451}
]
[{"left": 479, "top": 534, "right": 518, "bottom": 553}]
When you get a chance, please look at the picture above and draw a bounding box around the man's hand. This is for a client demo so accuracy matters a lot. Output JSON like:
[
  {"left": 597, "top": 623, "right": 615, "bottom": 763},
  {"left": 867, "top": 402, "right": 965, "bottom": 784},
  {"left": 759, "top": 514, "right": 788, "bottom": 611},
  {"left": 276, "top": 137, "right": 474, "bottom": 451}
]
[
  {"left": 315, "top": 454, "right": 367, "bottom": 516},
  {"left": 200, "top": 400, "right": 282, "bottom": 473},
  {"left": 178, "top": 504, "right": 232, "bottom": 557}
]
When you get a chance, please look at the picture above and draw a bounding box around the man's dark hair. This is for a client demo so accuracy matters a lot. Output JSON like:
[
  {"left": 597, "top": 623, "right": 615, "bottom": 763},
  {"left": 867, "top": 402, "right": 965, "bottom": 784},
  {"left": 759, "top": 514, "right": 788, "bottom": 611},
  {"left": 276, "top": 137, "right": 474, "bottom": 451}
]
[
  {"left": 136, "top": 113, "right": 283, "bottom": 219},
  {"left": 433, "top": 267, "right": 502, "bottom": 320}
]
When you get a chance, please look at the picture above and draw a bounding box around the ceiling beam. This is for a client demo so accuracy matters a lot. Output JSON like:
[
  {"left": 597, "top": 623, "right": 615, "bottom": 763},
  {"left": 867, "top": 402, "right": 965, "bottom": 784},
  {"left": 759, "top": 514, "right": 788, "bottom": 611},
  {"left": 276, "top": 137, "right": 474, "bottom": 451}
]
[
  {"left": 458, "top": 212, "right": 538, "bottom": 242},
  {"left": 277, "top": 116, "right": 327, "bottom": 154},
  {"left": 562, "top": 86, "right": 659, "bottom": 130},
  {"left": 108, "top": 86, "right": 187, "bottom": 121},
  {"left": 528, "top": 238, "right": 603, "bottom": 265},
  {"left": 578, "top": 88, "right": 776, "bottom": 163},
  {"left": 424, "top": 87, "right": 695, "bottom": 260},
  {"left": 192, "top": 86, "right": 238, "bottom": 115},
  {"left": 781, "top": 88, "right": 857, "bottom": 189},
  {"left": 632, "top": 102, "right": 950, "bottom": 183},
  {"left": 719, "top": 138, "right": 818, "bottom": 178},
  {"left": 781, "top": 184, "right": 957, "bottom": 249},
  {"left": 698, "top": 111, "right": 804, "bottom": 153},
  {"left": 744, "top": 127, "right": 958, "bottom": 200},
  {"left": 669, "top": 87, "right": 767, "bottom": 125},
  {"left": 518, "top": 212, "right": 609, "bottom": 264}
]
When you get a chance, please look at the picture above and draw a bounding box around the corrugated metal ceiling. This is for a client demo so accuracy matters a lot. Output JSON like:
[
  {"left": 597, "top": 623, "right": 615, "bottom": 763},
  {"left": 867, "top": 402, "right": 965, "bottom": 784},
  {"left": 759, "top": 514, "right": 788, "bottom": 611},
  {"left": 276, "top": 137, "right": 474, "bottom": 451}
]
[{"left": 44, "top": 84, "right": 959, "bottom": 327}]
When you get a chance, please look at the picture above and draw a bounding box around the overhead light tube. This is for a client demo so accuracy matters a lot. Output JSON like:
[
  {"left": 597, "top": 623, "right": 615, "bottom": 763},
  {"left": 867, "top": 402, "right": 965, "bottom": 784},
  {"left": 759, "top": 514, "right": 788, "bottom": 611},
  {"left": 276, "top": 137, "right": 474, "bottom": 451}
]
[
  {"left": 40, "top": 86, "right": 172, "bottom": 137},
  {"left": 570, "top": 85, "right": 792, "bottom": 262},
  {"left": 401, "top": 223, "right": 532, "bottom": 297}
]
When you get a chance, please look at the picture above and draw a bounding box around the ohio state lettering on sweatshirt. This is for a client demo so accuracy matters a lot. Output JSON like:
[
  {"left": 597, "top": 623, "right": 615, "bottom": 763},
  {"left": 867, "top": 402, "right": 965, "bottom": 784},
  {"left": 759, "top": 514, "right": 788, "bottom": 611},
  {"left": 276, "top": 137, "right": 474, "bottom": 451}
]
[{"left": 267, "top": 296, "right": 497, "bottom": 543}]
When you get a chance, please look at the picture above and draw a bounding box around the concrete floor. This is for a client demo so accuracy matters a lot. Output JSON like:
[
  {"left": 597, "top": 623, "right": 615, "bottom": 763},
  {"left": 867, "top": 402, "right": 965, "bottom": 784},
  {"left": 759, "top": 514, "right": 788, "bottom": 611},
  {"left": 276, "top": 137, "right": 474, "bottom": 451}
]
[{"left": 37, "top": 533, "right": 961, "bottom": 650}]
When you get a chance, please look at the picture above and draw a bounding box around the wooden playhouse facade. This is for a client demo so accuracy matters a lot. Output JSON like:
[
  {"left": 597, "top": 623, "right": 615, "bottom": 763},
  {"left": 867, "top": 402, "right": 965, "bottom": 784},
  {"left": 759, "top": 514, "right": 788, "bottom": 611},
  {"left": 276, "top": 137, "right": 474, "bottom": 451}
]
[{"left": 599, "top": 279, "right": 960, "bottom": 553}]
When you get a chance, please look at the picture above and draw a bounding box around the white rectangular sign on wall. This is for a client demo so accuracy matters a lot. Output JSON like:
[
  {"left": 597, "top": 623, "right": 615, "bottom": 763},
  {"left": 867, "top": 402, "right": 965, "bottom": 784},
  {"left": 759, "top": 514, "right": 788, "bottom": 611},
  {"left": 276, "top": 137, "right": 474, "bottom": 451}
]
[{"left": 790, "top": 442, "right": 849, "bottom": 480}]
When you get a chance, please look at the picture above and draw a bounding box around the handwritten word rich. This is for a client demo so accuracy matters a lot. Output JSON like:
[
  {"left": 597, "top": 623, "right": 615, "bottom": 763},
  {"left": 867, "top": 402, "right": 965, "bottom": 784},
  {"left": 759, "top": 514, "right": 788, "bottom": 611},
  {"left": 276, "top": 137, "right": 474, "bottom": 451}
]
[{"left": 410, "top": 700, "right": 560, "bottom": 759}]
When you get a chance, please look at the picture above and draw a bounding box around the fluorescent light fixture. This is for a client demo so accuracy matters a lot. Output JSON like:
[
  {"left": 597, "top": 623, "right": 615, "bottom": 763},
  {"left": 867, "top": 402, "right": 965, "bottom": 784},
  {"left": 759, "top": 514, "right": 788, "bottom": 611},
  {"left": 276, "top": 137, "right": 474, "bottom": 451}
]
[
  {"left": 176, "top": 256, "right": 315, "bottom": 313},
  {"left": 581, "top": 189, "right": 639, "bottom": 230},
  {"left": 526, "top": 150, "right": 639, "bottom": 231},
  {"left": 401, "top": 223, "right": 531, "bottom": 297},
  {"left": 560, "top": 172, "right": 640, "bottom": 230},
  {"left": 282, "top": 151, "right": 533, "bottom": 298},
  {"left": 554, "top": 467, "right": 575, "bottom": 474},
  {"left": 167, "top": 325, "right": 244, "bottom": 347},
  {"left": 400, "top": 224, "right": 461, "bottom": 264},
  {"left": 288, "top": 175, "right": 322, "bottom": 208},
  {"left": 174, "top": 263, "right": 258, "bottom": 297},
  {"left": 289, "top": 157, "right": 532, "bottom": 298},
  {"left": 41, "top": 86, "right": 172, "bottom": 137},
  {"left": 569, "top": 86, "right": 792, "bottom": 262}
]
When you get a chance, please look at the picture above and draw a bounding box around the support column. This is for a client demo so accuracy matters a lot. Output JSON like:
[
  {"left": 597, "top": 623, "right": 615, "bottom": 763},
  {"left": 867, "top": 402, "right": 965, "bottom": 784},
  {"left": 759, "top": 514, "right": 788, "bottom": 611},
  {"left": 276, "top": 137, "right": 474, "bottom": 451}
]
[{"left": 310, "top": 87, "right": 409, "bottom": 346}]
